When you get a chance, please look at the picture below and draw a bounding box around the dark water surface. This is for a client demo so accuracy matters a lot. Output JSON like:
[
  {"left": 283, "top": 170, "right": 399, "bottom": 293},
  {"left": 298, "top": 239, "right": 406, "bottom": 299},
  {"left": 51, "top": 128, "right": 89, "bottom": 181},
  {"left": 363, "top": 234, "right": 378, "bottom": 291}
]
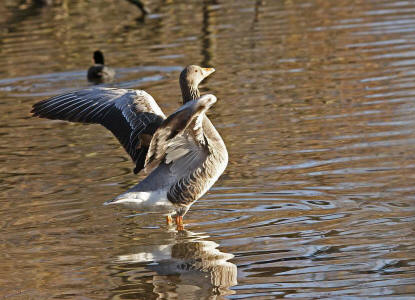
[{"left": 1, "top": 0, "right": 415, "bottom": 299}]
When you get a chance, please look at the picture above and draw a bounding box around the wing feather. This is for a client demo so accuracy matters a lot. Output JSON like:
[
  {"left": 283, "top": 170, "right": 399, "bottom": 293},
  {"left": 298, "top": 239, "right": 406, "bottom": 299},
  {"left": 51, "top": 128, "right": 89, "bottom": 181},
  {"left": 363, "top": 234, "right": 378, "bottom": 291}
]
[
  {"left": 144, "top": 95, "right": 217, "bottom": 176},
  {"left": 31, "top": 87, "right": 166, "bottom": 174}
]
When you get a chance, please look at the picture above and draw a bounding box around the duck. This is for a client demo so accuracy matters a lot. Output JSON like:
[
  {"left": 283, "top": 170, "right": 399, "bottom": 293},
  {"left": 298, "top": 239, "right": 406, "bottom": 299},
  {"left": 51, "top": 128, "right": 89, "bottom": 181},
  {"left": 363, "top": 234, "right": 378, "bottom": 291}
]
[
  {"left": 31, "top": 65, "right": 227, "bottom": 231},
  {"left": 87, "top": 50, "right": 116, "bottom": 83}
]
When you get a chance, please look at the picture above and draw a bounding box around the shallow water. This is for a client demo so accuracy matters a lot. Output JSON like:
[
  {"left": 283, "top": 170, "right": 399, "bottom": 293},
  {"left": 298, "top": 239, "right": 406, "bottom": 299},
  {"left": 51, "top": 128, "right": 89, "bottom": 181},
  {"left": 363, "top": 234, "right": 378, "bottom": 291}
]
[{"left": 1, "top": 0, "right": 415, "bottom": 299}]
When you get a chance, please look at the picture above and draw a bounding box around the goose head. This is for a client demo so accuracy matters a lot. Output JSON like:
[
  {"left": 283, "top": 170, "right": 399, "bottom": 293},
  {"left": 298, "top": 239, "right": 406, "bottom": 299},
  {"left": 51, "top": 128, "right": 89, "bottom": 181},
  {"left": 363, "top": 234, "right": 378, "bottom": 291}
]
[{"left": 180, "top": 65, "right": 215, "bottom": 103}]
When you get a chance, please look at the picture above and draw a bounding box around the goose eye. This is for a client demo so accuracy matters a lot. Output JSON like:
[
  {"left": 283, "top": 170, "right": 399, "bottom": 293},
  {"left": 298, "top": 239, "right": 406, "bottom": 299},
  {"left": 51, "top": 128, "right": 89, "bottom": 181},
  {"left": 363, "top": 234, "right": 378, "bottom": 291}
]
[{"left": 195, "top": 70, "right": 198, "bottom": 72}]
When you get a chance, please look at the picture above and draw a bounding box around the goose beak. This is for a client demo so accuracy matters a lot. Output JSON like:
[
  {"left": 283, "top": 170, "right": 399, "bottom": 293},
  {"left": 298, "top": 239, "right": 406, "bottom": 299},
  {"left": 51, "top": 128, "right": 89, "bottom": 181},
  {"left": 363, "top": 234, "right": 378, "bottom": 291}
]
[{"left": 202, "top": 67, "right": 215, "bottom": 78}]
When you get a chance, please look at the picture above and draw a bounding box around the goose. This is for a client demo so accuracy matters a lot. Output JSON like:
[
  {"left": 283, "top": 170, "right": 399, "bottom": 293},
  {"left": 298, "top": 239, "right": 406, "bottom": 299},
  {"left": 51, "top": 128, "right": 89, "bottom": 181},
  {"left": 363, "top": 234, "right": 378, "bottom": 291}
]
[
  {"left": 31, "top": 65, "right": 227, "bottom": 230},
  {"left": 87, "top": 50, "right": 116, "bottom": 83}
]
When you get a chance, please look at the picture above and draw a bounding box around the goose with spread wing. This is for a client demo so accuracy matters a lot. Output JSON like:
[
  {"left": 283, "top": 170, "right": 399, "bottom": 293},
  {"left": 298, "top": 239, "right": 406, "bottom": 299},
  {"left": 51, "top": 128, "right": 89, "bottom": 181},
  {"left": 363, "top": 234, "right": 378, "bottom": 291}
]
[{"left": 31, "top": 65, "right": 227, "bottom": 230}]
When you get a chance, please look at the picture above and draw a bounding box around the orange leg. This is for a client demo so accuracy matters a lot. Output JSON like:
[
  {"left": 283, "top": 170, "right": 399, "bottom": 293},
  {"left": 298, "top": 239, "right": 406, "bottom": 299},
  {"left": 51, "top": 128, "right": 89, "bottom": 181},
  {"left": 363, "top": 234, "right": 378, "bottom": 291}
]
[
  {"left": 175, "top": 215, "right": 184, "bottom": 231},
  {"left": 166, "top": 215, "right": 173, "bottom": 225}
]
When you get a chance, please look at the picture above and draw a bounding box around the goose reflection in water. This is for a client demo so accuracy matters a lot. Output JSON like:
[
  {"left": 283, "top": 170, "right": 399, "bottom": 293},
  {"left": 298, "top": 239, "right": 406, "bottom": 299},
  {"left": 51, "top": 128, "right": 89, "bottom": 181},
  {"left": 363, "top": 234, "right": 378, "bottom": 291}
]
[{"left": 111, "top": 230, "right": 237, "bottom": 298}]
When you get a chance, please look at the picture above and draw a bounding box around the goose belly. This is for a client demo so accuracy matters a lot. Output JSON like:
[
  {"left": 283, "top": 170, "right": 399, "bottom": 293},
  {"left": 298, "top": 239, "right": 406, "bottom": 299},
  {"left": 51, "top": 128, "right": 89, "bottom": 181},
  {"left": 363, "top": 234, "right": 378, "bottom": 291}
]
[{"left": 104, "top": 190, "right": 175, "bottom": 213}]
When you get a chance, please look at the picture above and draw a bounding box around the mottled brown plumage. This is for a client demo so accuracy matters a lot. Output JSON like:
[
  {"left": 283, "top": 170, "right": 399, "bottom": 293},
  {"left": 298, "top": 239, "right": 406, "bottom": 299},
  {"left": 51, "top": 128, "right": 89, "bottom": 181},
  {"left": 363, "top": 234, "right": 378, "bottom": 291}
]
[{"left": 31, "top": 65, "right": 227, "bottom": 230}]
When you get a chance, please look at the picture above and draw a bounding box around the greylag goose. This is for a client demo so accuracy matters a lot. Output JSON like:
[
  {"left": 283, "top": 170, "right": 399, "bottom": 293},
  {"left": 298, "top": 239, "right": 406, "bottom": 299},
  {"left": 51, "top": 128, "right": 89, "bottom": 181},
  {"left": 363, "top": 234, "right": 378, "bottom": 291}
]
[
  {"left": 87, "top": 50, "right": 116, "bottom": 83},
  {"left": 31, "top": 65, "right": 227, "bottom": 230}
]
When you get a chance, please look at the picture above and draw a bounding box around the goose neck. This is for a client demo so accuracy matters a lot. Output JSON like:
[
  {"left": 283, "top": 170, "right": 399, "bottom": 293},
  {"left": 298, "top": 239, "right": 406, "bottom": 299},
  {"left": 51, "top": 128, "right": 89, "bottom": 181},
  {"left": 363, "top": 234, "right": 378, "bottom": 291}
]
[{"left": 181, "top": 84, "right": 200, "bottom": 103}]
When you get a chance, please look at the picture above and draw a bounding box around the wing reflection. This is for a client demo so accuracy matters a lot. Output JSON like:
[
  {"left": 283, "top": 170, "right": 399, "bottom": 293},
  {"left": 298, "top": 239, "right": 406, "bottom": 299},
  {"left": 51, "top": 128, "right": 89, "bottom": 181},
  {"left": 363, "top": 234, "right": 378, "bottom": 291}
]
[{"left": 111, "top": 230, "right": 237, "bottom": 298}]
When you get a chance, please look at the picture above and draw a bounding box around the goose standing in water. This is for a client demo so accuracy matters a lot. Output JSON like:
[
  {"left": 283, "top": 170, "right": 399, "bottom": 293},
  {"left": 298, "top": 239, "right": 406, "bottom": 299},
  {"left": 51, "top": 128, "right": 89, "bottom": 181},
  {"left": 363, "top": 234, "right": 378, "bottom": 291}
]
[
  {"left": 31, "top": 65, "right": 227, "bottom": 230},
  {"left": 87, "top": 50, "right": 116, "bottom": 83}
]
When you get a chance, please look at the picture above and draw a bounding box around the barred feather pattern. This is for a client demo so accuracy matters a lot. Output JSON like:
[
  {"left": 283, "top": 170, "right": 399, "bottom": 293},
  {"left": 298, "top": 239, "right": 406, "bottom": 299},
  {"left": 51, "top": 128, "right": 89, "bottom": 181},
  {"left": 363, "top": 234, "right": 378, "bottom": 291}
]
[{"left": 167, "top": 141, "right": 228, "bottom": 206}]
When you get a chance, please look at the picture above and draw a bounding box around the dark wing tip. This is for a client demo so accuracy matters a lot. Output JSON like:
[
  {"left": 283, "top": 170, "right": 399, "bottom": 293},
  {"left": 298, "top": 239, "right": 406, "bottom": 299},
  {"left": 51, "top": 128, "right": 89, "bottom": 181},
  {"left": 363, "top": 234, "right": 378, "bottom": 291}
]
[
  {"left": 31, "top": 101, "right": 43, "bottom": 116},
  {"left": 31, "top": 98, "right": 52, "bottom": 118}
]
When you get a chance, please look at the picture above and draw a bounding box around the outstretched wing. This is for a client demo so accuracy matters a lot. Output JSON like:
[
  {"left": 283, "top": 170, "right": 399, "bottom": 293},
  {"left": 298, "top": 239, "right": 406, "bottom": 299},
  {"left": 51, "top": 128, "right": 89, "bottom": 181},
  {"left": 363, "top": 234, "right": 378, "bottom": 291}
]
[
  {"left": 31, "top": 87, "right": 166, "bottom": 174},
  {"left": 144, "top": 95, "right": 217, "bottom": 173}
]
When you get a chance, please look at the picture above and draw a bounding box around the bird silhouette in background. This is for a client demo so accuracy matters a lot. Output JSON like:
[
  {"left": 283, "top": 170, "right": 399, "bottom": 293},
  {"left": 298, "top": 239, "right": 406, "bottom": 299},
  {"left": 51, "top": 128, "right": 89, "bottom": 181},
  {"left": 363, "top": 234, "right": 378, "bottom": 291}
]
[{"left": 87, "top": 50, "right": 116, "bottom": 84}]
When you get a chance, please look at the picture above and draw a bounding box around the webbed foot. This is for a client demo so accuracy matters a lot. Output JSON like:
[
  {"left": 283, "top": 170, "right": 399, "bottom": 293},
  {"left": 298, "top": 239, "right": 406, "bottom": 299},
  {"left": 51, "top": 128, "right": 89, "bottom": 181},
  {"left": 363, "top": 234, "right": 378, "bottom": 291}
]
[{"left": 175, "top": 215, "right": 184, "bottom": 231}]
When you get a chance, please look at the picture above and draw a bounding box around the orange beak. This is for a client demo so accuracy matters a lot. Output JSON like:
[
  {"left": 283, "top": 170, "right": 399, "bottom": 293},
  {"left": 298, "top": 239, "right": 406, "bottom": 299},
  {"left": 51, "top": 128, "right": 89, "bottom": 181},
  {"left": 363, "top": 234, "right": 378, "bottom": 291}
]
[{"left": 201, "top": 67, "right": 215, "bottom": 78}]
